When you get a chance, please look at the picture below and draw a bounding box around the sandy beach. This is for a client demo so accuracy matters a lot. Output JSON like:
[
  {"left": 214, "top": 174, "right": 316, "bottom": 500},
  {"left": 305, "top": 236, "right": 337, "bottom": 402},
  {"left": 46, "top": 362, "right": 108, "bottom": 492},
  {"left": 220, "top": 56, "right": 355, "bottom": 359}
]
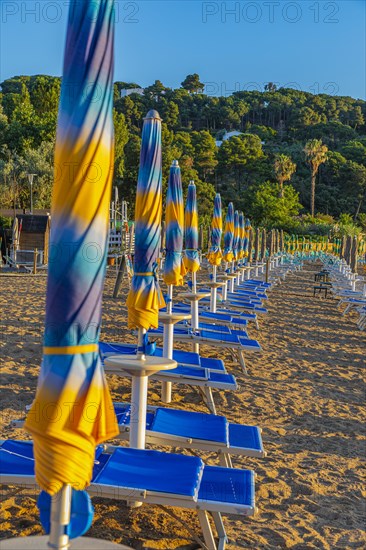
[{"left": 1, "top": 261, "right": 365, "bottom": 549}]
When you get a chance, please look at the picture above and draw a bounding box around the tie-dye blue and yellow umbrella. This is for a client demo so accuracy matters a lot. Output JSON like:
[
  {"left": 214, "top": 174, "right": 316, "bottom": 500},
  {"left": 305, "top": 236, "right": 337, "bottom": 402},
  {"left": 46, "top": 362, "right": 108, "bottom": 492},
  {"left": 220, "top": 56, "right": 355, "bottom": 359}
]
[
  {"left": 207, "top": 193, "right": 223, "bottom": 267},
  {"left": 223, "top": 202, "right": 234, "bottom": 264},
  {"left": 244, "top": 218, "right": 251, "bottom": 260},
  {"left": 238, "top": 212, "right": 245, "bottom": 261},
  {"left": 183, "top": 182, "right": 200, "bottom": 277},
  {"left": 161, "top": 160, "right": 186, "bottom": 402},
  {"left": 126, "top": 111, "right": 165, "bottom": 330},
  {"left": 207, "top": 194, "right": 223, "bottom": 312},
  {"left": 232, "top": 210, "right": 240, "bottom": 262},
  {"left": 25, "top": 0, "right": 118, "bottom": 542},
  {"left": 163, "top": 160, "right": 186, "bottom": 310}
]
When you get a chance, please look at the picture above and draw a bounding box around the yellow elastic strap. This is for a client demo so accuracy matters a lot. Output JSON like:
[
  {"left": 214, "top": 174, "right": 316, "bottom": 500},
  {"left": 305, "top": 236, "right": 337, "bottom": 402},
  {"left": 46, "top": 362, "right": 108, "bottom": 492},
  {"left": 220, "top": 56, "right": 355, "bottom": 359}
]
[
  {"left": 43, "top": 344, "right": 98, "bottom": 355},
  {"left": 134, "top": 272, "right": 154, "bottom": 276}
]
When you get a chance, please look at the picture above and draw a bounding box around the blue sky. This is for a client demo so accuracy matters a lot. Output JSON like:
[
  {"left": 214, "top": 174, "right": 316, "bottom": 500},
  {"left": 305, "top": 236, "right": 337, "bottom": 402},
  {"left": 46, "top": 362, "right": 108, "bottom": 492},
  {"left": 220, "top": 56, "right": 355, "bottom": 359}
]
[{"left": 1, "top": 0, "right": 365, "bottom": 99}]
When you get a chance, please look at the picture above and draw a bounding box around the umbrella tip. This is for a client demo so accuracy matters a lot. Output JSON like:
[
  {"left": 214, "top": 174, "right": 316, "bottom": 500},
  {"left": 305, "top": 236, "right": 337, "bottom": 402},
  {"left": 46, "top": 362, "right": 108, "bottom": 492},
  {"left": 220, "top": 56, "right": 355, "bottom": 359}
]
[
  {"left": 171, "top": 159, "right": 179, "bottom": 167},
  {"left": 189, "top": 180, "right": 195, "bottom": 185},
  {"left": 144, "top": 109, "right": 162, "bottom": 121}
]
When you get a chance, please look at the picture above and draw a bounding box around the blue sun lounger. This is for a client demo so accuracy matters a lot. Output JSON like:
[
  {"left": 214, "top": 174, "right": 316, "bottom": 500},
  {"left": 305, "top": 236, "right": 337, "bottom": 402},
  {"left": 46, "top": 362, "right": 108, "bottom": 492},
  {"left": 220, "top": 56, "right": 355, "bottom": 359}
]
[
  {"left": 0, "top": 439, "right": 256, "bottom": 550},
  {"left": 148, "top": 326, "right": 261, "bottom": 375},
  {"left": 100, "top": 342, "right": 226, "bottom": 373},
  {"left": 113, "top": 404, "right": 266, "bottom": 465},
  {"left": 102, "top": 354, "right": 237, "bottom": 414}
]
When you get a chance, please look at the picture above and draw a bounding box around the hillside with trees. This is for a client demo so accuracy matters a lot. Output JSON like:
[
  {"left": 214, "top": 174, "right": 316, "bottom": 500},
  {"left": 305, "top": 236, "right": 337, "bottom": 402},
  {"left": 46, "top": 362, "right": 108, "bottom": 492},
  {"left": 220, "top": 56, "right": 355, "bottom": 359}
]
[{"left": 1, "top": 74, "right": 365, "bottom": 233}]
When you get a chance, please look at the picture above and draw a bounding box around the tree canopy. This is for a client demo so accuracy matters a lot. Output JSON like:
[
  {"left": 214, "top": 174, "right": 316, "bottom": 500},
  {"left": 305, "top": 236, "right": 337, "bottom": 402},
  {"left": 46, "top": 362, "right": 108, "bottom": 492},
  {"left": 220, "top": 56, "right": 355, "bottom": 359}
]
[{"left": 1, "top": 73, "right": 365, "bottom": 228}]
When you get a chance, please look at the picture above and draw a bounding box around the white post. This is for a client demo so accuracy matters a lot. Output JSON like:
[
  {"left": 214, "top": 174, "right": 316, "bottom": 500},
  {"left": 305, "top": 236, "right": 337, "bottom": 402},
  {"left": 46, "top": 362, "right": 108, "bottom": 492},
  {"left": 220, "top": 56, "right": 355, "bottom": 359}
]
[
  {"left": 191, "top": 272, "right": 199, "bottom": 354},
  {"left": 167, "top": 284, "right": 173, "bottom": 314},
  {"left": 162, "top": 320, "right": 173, "bottom": 402},
  {"left": 48, "top": 484, "right": 72, "bottom": 550},
  {"left": 210, "top": 265, "right": 217, "bottom": 313},
  {"left": 130, "top": 375, "right": 148, "bottom": 449}
]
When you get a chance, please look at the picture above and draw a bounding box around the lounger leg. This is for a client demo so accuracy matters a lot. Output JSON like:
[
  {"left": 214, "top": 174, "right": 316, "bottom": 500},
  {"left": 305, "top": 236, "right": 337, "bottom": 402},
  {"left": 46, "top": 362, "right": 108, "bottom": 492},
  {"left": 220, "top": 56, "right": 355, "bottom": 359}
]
[
  {"left": 219, "top": 452, "right": 232, "bottom": 468},
  {"left": 201, "top": 386, "right": 217, "bottom": 414},
  {"left": 238, "top": 351, "right": 248, "bottom": 375},
  {"left": 255, "top": 318, "right": 259, "bottom": 330},
  {"left": 211, "top": 512, "right": 228, "bottom": 550},
  {"left": 197, "top": 510, "right": 217, "bottom": 550}
]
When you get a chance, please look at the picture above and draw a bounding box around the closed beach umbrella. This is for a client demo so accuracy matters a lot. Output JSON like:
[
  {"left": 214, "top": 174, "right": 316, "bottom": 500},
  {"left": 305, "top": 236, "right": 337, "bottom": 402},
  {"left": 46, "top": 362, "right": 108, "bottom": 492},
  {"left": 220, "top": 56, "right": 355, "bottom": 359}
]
[
  {"left": 223, "top": 202, "right": 234, "bottom": 263},
  {"left": 261, "top": 229, "right": 267, "bottom": 259},
  {"left": 207, "top": 193, "right": 223, "bottom": 266},
  {"left": 232, "top": 210, "right": 240, "bottom": 260},
  {"left": 183, "top": 182, "right": 200, "bottom": 273},
  {"left": 238, "top": 212, "right": 245, "bottom": 260},
  {"left": 163, "top": 160, "right": 186, "bottom": 287},
  {"left": 25, "top": 0, "right": 118, "bottom": 497},
  {"left": 126, "top": 110, "right": 164, "bottom": 330},
  {"left": 244, "top": 218, "right": 251, "bottom": 258},
  {"left": 254, "top": 227, "right": 260, "bottom": 262},
  {"left": 207, "top": 193, "right": 222, "bottom": 312}
]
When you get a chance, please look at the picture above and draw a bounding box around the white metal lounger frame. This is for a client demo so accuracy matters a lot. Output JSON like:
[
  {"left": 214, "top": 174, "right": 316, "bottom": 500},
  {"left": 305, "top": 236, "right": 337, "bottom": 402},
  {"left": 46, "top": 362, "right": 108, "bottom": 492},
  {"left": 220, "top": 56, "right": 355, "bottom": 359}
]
[
  {"left": 104, "top": 364, "right": 238, "bottom": 414},
  {"left": 149, "top": 331, "right": 260, "bottom": 375},
  {"left": 0, "top": 445, "right": 256, "bottom": 550}
]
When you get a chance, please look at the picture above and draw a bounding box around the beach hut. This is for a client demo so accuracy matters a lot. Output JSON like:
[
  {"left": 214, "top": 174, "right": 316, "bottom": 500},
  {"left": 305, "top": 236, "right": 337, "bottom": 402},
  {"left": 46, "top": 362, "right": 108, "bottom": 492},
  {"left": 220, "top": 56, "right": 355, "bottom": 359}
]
[{"left": 15, "top": 214, "right": 50, "bottom": 265}]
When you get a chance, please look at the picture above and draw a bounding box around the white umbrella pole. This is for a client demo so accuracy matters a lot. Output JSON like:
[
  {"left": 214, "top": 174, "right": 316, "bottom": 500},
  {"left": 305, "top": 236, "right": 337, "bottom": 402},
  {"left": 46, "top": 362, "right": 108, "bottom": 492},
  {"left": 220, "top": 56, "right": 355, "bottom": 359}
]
[
  {"left": 210, "top": 265, "right": 217, "bottom": 313},
  {"left": 48, "top": 484, "right": 72, "bottom": 550},
  {"left": 162, "top": 285, "right": 173, "bottom": 402},
  {"left": 222, "top": 262, "right": 228, "bottom": 301},
  {"left": 131, "top": 328, "right": 148, "bottom": 449},
  {"left": 230, "top": 261, "right": 235, "bottom": 293},
  {"left": 191, "top": 272, "right": 199, "bottom": 354}
]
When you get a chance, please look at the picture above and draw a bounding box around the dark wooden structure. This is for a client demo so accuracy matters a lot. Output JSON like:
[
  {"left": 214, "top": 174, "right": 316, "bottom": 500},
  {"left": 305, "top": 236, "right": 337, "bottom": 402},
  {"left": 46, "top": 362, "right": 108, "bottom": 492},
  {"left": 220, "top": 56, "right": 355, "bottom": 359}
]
[{"left": 16, "top": 214, "right": 51, "bottom": 264}]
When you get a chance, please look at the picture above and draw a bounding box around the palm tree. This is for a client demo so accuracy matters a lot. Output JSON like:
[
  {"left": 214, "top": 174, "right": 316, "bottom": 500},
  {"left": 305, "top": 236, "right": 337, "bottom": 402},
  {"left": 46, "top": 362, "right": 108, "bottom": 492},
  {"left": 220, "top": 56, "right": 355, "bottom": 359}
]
[
  {"left": 304, "top": 139, "right": 328, "bottom": 217},
  {"left": 274, "top": 154, "right": 296, "bottom": 198}
]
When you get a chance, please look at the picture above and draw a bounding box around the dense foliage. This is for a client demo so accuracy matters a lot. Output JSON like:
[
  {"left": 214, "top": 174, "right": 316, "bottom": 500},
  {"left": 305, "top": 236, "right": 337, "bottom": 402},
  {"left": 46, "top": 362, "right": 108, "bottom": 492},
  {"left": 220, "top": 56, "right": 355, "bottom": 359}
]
[{"left": 1, "top": 74, "right": 365, "bottom": 231}]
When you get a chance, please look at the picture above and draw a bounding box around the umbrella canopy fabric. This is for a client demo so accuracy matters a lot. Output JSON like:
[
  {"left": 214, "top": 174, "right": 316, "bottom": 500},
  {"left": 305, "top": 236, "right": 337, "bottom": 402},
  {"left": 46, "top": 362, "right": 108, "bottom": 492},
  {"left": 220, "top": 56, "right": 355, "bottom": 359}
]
[
  {"left": 237, "top": 212, "right": 245, "bottom": 260},
  {"left": 243, "top": 218, "right": 251, "bottom": 258},
  {"left": 126, "top": 110, "right": 165, "bottom": 330},
  {"left": 232, "top": 210, "right": 240, "bottom": 260},
  {"left": 207, "top": 193, "right": 223, "bottom": 266},
  {"left": 163, "top": 161, "right": 186, "bottom": 286},
  {"left": 25, "top": 0, "right": 118, "bottom": 495},
  {"left": 223, "top": 202, "right": 234, "bottom": 262},
  {"left": 183, "top": 182, "right": 200, "bottom": 273}
]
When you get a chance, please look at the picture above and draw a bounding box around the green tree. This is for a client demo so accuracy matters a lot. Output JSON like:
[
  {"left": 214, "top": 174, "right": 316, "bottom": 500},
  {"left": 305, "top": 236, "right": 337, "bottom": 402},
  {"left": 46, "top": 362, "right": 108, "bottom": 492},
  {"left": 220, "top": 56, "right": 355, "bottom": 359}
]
[
  {"left": 217, "top": 133, "right": 263, "bottom": 190},
  {"left": 181, "top": 74, "right": 204, "bottom": 94},
  {"left": 274, "top": 154, "right": 296, "bottom": 198},
  {"left": 191, "top": 130, "right": 218, "bottom": 181},
  {"left": 304, "top": 139, "right": 328, "bottom": 217},
  {"left": 249, "top": 181, "right": 302, "bottom": 227},
  {"left": 113, "top": 110, "right": 129, "bottom": 179}
]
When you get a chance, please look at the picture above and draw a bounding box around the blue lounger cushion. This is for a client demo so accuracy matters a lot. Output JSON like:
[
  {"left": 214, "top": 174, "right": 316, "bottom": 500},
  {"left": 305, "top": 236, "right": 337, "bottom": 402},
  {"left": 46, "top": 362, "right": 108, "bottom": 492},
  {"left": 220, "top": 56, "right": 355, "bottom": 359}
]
[
  {"left": 114, "top": 404, "right": 155, "bottom": 430},
  {"left": 200, "top": 357, "right": 225, "bottom": 371},
  {"left": 238, "top": 337, "right": 261, "bottom": 350},
  {"left": 151, "top": 408, "right": 228, "bottom": 444},
  {"left": 198, "top": 330, "right": 240, "bottom": 344},
  {"left": 217, "top": 309, "right": 257, "bottom": 320},
  {"left": 0, "top": 441, "right": 105, "bottom": 478},
  {"left": 229, "top": 424, "right": 262, "bottom": 451},
  {"left": 94, "top": 448, "right": 204, "bottom": 498},
  {"left": 198, "top": 466, "right": 255, "bottom": 507},
  {"left": 200, "top": 312, "right": 233, "bottom": 322},
  {"left": 100, "top": 342, "right": 201, "bottom": 367}
]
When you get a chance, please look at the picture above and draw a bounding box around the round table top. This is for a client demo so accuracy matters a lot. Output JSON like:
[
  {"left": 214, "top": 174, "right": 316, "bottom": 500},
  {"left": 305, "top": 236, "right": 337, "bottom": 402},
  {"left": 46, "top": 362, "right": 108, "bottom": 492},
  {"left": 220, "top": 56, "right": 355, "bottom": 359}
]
[
  {"left": 218, "top": 275, "right": 231, "bottom": 281},
  {"left": 104, "top": 354, "right": 177, "bottom": 376},
  {"left": 178, "top": 292, "right": 211, "bottom": 301},
  {"left": 0, "top": 536, "right": 131, "bottom": 549},
  {"left": 225, "top": 273, "right": 237, "bottom": 279},
  {"left": 159, "top": 312, "right": 191, "bottom": 324},
  {"left": 204, "top": 281, "right": 226, "bottom": 288}
]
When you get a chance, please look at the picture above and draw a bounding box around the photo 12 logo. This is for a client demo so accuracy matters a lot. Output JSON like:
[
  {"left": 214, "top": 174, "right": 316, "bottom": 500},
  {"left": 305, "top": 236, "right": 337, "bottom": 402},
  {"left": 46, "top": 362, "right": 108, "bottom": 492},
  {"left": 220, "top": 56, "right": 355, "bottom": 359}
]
[
  {"left": 204, "top": 81, "right": 340, "bottom": 97},
  {"left": 201, "top": 2, "right": 340, "bottom": 24},
  {"left": 1, "top": 1, "right": 140, "bottom": 24}
]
